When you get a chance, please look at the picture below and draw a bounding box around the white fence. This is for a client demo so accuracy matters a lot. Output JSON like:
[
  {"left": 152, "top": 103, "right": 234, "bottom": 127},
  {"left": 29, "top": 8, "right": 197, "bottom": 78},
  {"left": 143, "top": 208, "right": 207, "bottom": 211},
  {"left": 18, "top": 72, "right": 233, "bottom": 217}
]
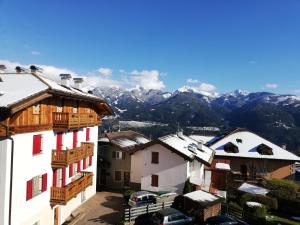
[{"left": 124, "top": 201, "right": 173, "bottom": 222}]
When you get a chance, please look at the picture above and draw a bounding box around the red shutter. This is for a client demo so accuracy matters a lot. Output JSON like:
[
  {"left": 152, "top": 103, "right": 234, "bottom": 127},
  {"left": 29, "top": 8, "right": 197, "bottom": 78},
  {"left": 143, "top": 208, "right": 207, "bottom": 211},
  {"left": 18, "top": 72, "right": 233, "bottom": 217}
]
[
  {"left": 32, "top": 135, "right": 42, "bottom": 155},
  {"left": 69, "top": 164, "right": 73, "bottom": 177},
  {"left": 86, "top": 128, "right": 90, "bottom": 141},
  {"left": 77, "top": 161, "right": 81, "bottom": 172},
  {"left": 53, "top": 170, "right": 57, "bottom": 187},
  {"left": 42, "top": 173, "right": 47, "bottom": 192},
  {"left": 62, "top": 168, "right": 66, "bottom": 186},
  {"left": 56, "top": 133, "right": 63, "bottom": 151},
  {"left": 89, "top": 156, "right": 92, "bottom": 166},
  {"left": 26, "top": 179, "right": 33, "bottom": 201},
  {"left": 73, "top": 130, "right": 78, "bottom": 148},
  {"left": 83, "top": 158, "right": 86, "bottom": 169}
]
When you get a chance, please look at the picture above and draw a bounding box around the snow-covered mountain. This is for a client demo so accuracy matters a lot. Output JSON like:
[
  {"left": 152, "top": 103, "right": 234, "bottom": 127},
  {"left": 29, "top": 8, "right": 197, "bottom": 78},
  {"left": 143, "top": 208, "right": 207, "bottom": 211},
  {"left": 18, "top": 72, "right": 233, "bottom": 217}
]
[{"left": 94, "top": 86, "right": 300, "bottom": 151}]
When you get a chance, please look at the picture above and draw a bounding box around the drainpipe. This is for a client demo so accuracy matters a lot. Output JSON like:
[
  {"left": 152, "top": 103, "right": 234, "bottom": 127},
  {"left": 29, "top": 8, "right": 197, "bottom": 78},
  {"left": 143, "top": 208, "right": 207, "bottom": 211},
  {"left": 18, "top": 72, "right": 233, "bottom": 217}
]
[{"left": 0, "top": 123, "right": 14, "bottom": 225}]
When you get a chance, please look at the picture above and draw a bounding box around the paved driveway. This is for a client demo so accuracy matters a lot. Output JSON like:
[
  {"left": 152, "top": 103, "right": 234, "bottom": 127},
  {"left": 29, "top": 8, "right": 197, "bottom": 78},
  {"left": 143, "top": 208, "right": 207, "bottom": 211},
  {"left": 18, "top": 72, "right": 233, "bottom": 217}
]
[{"left": 74, "top": 192, "right": 124, "bottom": 225}]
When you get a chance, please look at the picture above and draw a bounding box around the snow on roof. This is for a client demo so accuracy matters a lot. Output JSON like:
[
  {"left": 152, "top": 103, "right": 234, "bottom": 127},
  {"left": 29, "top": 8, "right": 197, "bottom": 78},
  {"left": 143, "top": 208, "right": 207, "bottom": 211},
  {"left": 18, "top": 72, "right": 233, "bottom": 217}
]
[
  {"left": 238, "top": 182, "right": 269, "bottom": 196},
  {"left": 98, "top": 137, "right": 110, "bottom": 143},
  {"left": 189, "top": 135, "right": 220, "bottom": 145},
  {"left": 0, "top": 74, "right": 48, "bottom": 107},
  {"left": 0, "top": 73, "right": 103, "bottom": 108},
  {"left": 246, "top": 201, "right": 263, "bottom": 207},
  {"left": 209, "top": 130, "right": 300, "bottom": 161},
  {"left": 158, "top": 133, "right": 215, "bottom": 165},
  {"left": 215, "top": 162, "right": 231, "bottom": 171},
  {"left": 184, "top": 190, "right": 221, "bottom": 205},
  {"left": 106, "top": 130, "right": 150, "bottom": 151}
]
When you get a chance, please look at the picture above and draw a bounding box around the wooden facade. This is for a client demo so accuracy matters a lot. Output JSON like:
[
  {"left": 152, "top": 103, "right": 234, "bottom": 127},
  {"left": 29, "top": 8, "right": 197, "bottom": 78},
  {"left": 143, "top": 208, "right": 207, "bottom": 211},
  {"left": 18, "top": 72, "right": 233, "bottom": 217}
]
[{"left": 0, "top": 96, "right": 107, "bottom": 136}]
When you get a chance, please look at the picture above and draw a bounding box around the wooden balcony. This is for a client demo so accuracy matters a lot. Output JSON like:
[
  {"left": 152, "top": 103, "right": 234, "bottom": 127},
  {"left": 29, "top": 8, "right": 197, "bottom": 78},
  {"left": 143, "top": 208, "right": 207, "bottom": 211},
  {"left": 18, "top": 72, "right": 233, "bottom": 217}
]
[
  {"left": 53, "top": 112, "right": 99, "bottom": 131},
  {"left": 52, "top": 142, "right": 94, "bottom": 168},
  {"left": 50, "top": 172, "right": 93, "bottom": 205}
]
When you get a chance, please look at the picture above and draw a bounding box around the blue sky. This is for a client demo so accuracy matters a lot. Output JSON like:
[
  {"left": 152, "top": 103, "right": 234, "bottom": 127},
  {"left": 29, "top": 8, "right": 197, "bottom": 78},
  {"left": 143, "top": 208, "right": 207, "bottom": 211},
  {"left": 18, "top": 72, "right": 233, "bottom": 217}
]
[{"left": 0, "top": 0, "right": 300, "bottom": 94}]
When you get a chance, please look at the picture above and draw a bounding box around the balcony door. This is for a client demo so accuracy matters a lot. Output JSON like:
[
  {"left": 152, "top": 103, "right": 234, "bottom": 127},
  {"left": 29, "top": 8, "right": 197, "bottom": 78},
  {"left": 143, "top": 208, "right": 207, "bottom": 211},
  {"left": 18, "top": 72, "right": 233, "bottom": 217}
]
[
  {"left": 56, "top": 133, "right": 63, "bottom": 151},
  {"left": 56, "top": 169, "right": 63, "bottom": 187}
]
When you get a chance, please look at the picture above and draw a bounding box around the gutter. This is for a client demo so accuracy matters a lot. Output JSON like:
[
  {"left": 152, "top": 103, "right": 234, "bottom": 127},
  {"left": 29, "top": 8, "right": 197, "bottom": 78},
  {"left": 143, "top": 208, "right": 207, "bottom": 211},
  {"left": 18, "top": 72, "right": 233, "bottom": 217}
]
[{"left": 0, "top": 123, "right": 14, "bottom": 225}]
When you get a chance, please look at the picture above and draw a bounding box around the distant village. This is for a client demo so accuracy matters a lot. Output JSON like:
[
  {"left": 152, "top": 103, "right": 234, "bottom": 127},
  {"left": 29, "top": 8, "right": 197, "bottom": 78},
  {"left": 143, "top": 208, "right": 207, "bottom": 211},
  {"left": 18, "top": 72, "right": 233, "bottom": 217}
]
[{"left": 0, "top": 66, "right": 300, "bottom": 225}]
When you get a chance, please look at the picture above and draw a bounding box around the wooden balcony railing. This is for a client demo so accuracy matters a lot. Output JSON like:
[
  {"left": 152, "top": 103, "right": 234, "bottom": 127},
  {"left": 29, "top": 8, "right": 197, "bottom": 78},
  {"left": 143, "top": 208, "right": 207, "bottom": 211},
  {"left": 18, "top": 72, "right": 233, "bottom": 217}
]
[
  {"left": 53, "top": 112, "right": 99, "bottom": 131},
  {"left": 50, "top": 172, "right": 93, "bottom": 205},
  {"left": 52, "top": 142, "right": 94, "bottom": 167}
]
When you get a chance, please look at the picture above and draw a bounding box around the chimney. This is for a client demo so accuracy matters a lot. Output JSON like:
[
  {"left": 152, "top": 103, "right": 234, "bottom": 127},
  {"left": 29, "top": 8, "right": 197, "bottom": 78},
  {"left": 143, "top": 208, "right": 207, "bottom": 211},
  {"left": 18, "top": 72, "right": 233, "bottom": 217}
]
[
  {"left": 177, "top": 130, "right": 184, "bottom": 139},
  {"left": 281, "top": 144, "right": 287, "bottom": 150},
  {"left": 30, "top": 65, "right": 43, "bottom": 75},
  {"left": 73, "top": 77, "right": 84, "bottom": 89},
  {"left": 60, "top": 74, "right": 72, "bottom": 87},
  {"left": 197, "top": 141, "right": 203, "bottom": 150},
  {"left": 15, "top": 66, "right": 28, "bottom": 73},
  {"left": 0, "top": 65, "right": 6, "bottom": 72}
]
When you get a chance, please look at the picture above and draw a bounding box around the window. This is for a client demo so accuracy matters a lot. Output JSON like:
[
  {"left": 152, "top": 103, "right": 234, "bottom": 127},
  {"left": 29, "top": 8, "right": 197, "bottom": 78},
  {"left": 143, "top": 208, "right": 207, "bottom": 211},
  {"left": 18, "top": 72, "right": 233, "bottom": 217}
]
[
  {"left": 86, "top": 128, "right": 90, "bottom": 141},
  {"left": 151, "top": 175, "right": 159, "bottom": 187},
  {"left": 114, "top": 171, "right": 122, "bottom": 181},
  {"left": 151, "top": 152, "right": 159, "bottom": 164},
  {"left": 32, "top": 104, "right": 40, "bottom": 115},
  {"left": 32, "top": 135, "right": 42, "bottom": 155},
  {"left": 26, "top": 173, "right": 47, "bottom": 201},
  {"left": 112, "top": 151, "right": 125, "bottom": 160}
]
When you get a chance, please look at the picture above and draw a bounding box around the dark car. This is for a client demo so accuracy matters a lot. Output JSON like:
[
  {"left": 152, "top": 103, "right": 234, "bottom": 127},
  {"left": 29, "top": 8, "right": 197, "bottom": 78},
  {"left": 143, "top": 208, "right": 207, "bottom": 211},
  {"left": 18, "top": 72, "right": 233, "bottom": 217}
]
[
  {"left": 204, "top": 215, "right": 249, "bottom": 225},
  {"left": 151, "top": 208, "right": 194, "bottom": 225}
]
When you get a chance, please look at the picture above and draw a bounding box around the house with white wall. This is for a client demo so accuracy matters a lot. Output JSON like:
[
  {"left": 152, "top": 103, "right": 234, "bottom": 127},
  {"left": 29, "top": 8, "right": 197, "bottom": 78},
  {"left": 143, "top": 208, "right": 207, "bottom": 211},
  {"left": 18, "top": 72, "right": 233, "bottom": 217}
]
[
  {"left": 130, "top": 132, "right": 215, "bottom": 193},
  {"left": 0, "top": 66, "right": 112, "bottom": 225}
]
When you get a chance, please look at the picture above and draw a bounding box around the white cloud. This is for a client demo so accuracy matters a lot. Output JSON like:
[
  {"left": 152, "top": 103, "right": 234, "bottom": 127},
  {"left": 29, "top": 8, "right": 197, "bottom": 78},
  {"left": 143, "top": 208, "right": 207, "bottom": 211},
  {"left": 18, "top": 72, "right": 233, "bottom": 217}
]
[
  {"left": 293, "top": 89, "right": 300, "bottom": 94},
  {"left": 98, "top": 67, "right": 113, "bottom": 77},
  {"left": 197, "top": 83, "right": 216, "bottom": 92},
  {"left": 186, "top": 78, "right": 199, "bottom": 84},
  {"left": 265, "top": 83, "right": 278, "bottom": 89},
  {"left": 130, "top": 70, "right": 165, "bottom": 90},
  {"left": 248, "top": 60, "right": 257, "bottom": 64},
  {"left": 31, "top": 51, "right": 41, "bottom": 55}
]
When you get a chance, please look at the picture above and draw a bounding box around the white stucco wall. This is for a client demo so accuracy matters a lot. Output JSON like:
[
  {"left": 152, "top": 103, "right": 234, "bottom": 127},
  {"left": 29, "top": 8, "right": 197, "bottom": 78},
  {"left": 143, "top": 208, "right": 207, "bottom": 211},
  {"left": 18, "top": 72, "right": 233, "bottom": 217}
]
[
  {"left": 0, "top": 139, "right": 11, "bottom": 225},
  {"left": 0, "top": 126, "right": 98, "bottom": 225},
  {"left": 131, "top": 144, "right": 189, "bottom": 194}
]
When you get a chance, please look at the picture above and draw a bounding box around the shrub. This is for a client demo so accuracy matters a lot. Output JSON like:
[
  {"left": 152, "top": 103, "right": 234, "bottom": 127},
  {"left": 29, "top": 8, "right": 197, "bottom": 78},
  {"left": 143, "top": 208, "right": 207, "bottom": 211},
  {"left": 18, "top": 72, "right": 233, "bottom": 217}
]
[
  {"left": 123, "top": 189, "right": 135, "bottom": 204},
  {"left": 183, "top": 179, "right": 195, "bottom": 194},
  {"left": 266, "top": 179, "right": 299, "bottom": 200},
  {"left": 240, "top": 193, "right": 278, "bottom": 210},
  {"left": 276, "top": 198, "right": 300, "bottom": 216},
  {"left": 243, "top": 202, "right": 267, "bottom": 225}
]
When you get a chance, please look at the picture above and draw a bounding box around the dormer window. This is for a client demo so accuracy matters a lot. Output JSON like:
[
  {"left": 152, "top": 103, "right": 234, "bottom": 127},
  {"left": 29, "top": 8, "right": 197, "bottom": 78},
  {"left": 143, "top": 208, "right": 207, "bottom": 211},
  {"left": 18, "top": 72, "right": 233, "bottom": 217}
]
[
  {"left": 224, "top": 142, "right": 239, "bottom": 153},
  {"left": 257, "top": 144, "right": 273, "bottom": 155},
  {"left": 236, "top": 139, "right": 242, "bottom": 143}
]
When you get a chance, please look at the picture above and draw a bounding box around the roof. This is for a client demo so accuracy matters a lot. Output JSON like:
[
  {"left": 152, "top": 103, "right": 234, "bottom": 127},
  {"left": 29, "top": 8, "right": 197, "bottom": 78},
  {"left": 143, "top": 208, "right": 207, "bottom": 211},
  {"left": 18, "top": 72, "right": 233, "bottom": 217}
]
[
  {"left": 237, "top": 182, "right": 269, "bottom": 196},
  {"left": 105, "top": 130, "right": 150, "bottom": 152},
  {"left": 0, "top": 73, "right": 113, "bottom": 116},
  {"left": 183, "top": 190, "right": 223, "bottom": 208},
  {"left": 209, "top": 129, "right": 300, "bottom": 161},
  {"left": 156, "top": 133, "right": 215, "bottom": 166},
  {"left": 215, "top": 162, "right": 231, "bottom": 171},
  {"left": 189, "top": 135, "right": 219, "bottom": 145}
]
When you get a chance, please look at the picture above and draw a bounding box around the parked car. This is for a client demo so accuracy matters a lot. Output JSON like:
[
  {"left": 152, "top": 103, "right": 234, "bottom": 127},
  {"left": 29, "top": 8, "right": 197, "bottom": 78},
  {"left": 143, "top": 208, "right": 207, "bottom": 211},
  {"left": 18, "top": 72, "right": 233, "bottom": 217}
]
[
  {"left": 204, "top": 215, "right": 249, "bottom": 225},
  {"left": 155, "top": 192, "right": 178, "bottom": 204},
  {"left": 128, "top": 191, "right": 158, "bottom": 207},
  {"left": 151, "top": 208, "right": 194, "bottom": 225}
]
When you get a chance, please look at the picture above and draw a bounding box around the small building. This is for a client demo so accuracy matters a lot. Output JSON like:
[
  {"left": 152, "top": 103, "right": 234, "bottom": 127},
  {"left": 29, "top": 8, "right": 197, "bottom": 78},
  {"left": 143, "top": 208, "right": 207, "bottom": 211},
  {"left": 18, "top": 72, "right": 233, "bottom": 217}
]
[
  {"left": 130, "top": 132, "right": 215, "bottom": 193},
  {"left": 183, "top": 190, "right": 223, "bottom": 222},
  {"left": 97, "top": 130, "right": 150, "bottom": 190},
  {"left": 191, "top": 128, "right": 300, "bottom": 183}
]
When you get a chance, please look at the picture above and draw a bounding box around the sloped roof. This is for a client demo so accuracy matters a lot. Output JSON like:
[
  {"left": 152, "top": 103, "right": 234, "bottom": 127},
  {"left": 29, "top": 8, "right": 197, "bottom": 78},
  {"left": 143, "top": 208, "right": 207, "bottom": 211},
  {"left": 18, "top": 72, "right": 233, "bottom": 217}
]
[
  {"left": 238, "top": 182, "right": 269, "bottom": 196},
  {"left": 105, "top": 130, "right": 150, "bottom": 152},
  {"left": 184, "top": 190, "right": 223, "bottom": 207},
  {"left": 155, "top": 133, "right": 215, "bottom": 166},
  {"left": 0, "top": 73, "right": 113, "bottom": 115},
  {"left": 209, "top": 129, "right": 300, "bottom": 161}
]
